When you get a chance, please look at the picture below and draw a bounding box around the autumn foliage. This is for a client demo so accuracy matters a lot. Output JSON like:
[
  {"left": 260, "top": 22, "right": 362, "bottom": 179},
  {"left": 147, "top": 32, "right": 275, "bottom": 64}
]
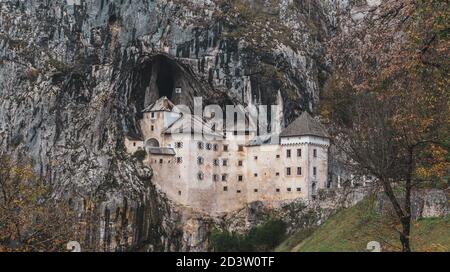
[
  {"left": 0, "top": 155, "right": 76, "bottom": 252},
  {"left": 322, "top": 0, "right": 449, "bottom": 251}
]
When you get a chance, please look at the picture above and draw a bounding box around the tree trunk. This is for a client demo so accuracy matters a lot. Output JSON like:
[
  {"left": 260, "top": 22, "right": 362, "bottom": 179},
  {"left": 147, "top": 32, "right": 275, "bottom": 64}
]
[{"left": 400, "top": 216, "right": 411, "bottom": 252}]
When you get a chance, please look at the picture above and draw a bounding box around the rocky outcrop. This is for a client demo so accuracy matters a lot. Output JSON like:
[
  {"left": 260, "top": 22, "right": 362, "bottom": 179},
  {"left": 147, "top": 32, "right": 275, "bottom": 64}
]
[{"left": 376, "top": 189, "right": 450, "bottom": 220}]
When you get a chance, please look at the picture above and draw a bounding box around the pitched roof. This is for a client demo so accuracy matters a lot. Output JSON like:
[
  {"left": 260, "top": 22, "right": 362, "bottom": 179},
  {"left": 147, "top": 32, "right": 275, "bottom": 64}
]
[
  {"left": 280, "top": 111, "right": 329, "bottom": 138},
  {"left": 162, "top": 113, "right": 224, "bottom": 138},
  {"left": 142, "top": 96, "right": 175, "bottom": 112}
]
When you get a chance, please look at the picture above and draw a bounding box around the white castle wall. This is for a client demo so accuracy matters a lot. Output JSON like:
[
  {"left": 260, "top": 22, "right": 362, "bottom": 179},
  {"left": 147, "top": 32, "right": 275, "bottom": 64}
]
[{"left": 127, "top": 112, "right": 330, "bottom": 214}]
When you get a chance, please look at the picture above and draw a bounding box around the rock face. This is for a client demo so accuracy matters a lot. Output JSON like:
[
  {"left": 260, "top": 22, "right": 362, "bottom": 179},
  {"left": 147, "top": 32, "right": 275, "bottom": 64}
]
[
  {"left": 376, "top": 189, "right": 450, "bottom": 220},
  {"left": 0, "top": 0, "right": 376, "bottom": 251}
]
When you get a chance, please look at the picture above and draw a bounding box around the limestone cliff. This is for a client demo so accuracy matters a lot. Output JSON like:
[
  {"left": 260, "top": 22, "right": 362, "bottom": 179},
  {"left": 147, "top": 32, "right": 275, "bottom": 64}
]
[{"left": 0, "top": 0, "right": 371, "bottom": 251}]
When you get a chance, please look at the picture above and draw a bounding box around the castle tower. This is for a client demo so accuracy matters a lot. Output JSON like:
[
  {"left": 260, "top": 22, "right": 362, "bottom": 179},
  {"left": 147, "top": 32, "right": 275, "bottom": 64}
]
[{"left": 279, "top": 111, "right": 330, "bottom": 200}]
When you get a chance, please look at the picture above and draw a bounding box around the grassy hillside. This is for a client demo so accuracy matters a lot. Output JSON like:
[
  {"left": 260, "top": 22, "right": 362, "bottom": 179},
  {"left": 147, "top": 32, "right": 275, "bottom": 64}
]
[{"left": 275, "top": 197, "right": 450, "bottom": 252}]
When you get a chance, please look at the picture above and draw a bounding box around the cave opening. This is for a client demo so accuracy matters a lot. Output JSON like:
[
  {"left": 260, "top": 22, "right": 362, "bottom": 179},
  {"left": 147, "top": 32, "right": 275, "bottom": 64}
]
[{"left": 155, "top": 56, "right": 175, "bottom": 100}]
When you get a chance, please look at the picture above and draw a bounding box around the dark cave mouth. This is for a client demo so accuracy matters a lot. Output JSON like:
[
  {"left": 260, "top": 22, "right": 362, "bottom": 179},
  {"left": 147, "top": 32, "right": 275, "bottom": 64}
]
[{"left": 154, "top": 55, "right": 178, "bottom": 100}]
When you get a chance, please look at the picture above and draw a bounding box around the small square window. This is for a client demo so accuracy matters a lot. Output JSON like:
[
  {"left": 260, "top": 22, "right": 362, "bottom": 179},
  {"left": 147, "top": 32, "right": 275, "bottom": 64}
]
[
  {"left": 254, "top": 156, "right": 258, "bottom": 160},
  {"left": 238, "top": 145, "right": 244, "bottom": 152},
  {"left": 223, "top": 145, "right": 229, "bottom": 152},
  {"left": 223, "top": 186, "right": 228, "bottom": 192},
  {"left": 276, "top": 154, "right": 280, "bottom": 158},
  {"left": 254, "top": 189, "right": 258, "bottom": 193},
  {"left": 276, "top": 189, "right": 280, "bottom": 193},
  {"left": 222, "top": 159, "right": 228, "bottom": 166},
  {"left": 296, "top": 188, "right": 301, "bottom": 192},
  {"left": 238, "top": 175, "right": 243, "bottom": 182},
  {"left": 237, "top": 190, "right": 241, "bottom": 194},
  {"left": 178, "top": 191, "right": 182, "bottom": 195},
  {"left": 213, "top": 159, "right": 219, "bottom": 166},
  {"left": 238, "top": 160, "right": 243, "bottom": 167},
  {"left": 198, "top": 142, "right": 204, "bottom": 150},
  {"left": 222, "top": 174, "right": 228, "bottom": 181},
  {"left": 254, "top": 173, "right": 258, "bottom": 177},
  {"left": 176, "top": 157, "right": 183, "bottom": 164},
  {"left": 159, "top": 159, "right": 163, "bottom": 164},
  {"left": 287, "top": 188, "right": 292, "bottom": 192},
  {"left": 276, "top": 172, "right": 280, "bottom": 176}
]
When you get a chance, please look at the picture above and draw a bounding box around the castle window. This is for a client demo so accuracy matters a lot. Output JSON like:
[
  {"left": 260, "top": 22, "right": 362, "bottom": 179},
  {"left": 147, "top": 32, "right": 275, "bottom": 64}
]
[
  {"left": 222, "top": 159, "right": 228, "bottom": 166},
  {"left": 222, "top": 174, "right": 228, "bottom": 181},
  {"left": 223, "top": 145, "right": 229, "bottom": 152},
  {"left": 151, "top": 125, "right": 154, "bottom": 131},
  {"left": 287, "top": 149, "right": 291, "bottom": 158},
  {"left": 254, "top": 156, "right": 258, "bottom": 160},
  {"left": 238, "top": 175, "right": 243, "bottom": 182},
  {"left": 213, "top": 174, "right": 219, "bottom": 182},
  {"left": 213, "top": 144, "right": 218, "bottom": 151},
  {"left": 276, "top": 172, "right": 280, "bottom": 176},
  {"left": 313, "top": 149, "right": 317, "bottom": 158},
  {"left": 276, "top": 188, "right": 280, "bottom": 193},
  {"left": 198, "top": 142, "right": 204, "bottom": 150},
  {"left": 198, "top": 172, "right": 204, "bottom": 180},
  {"left": 197, "top": 156, "right": 204, "bottom": 165},
  {"left": 297, "top": 149, "right": 302, "bottom": 157},
  {"left": 297, "top": 167, "right": 302, "bottom": 176},
  {"left": 254, "top": 173, "right": 258, "bottom": 177},
  {"left": 238, "top": 145, "right": 244, "bottom": 152},
  {"left": 254, "top": 189, "right": 258, "bottom": 193},
  {"left": 286, "top": 167, "right": 291, "bottom": 176},
  {"left": 297, "top": 188, "right": 301, "bottom": 192},
  {"left": 313, "top": 167, "right": 317, "bottom": 176},
  {"left": 213, "top": 159, "right": 219, "bottom": 166},
  {"left": 151, "top": 112, "right": 155, "bottom": 119},
  {"left": 238, "top": 160, "right": 243, "bottom": 167},
  {"left": 223, "top": 186, "right": 228, "bottom": 192},
  {"left": 175, "top": 142, "right": 183, "bottom": 148},
  {"left": 160, "top": 159, "right": 163, "bottom": 164},
  {"left": 176, "top": 157, "right": 183, "bottom": 164},
  {"left": 276, "top": 154, "right": 280, "bottom": 159},
  {"left": 237, "top": 190, "right": 241, "bottom": 194},
  {"left": 133, "top": 142, "right": 136, "bottom": 147},
  {"left": 206, "top": 143, "right": 212, "bottom": 150},
  {"left": 287, "top": 188, "right": 292, "bottom": 192}
]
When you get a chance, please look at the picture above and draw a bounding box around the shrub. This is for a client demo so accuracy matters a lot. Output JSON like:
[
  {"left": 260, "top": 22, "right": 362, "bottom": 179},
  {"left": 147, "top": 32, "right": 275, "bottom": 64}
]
[
  {"left": 209, "top": 219, "right": 287, "bottom": 252},
  {"left": 133, "top": 149, "right": 147, "bottom": 162}
]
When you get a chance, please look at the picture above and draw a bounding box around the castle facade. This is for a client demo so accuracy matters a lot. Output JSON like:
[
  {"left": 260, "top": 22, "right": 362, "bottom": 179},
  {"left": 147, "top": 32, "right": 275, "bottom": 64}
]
[{"left": 125, "top": 97, "right": 330, "bottom": 214}]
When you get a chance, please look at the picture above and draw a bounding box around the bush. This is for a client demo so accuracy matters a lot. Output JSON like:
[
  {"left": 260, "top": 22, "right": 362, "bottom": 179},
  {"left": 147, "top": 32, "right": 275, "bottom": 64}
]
[
  {"left": 133, "top": 149, "right": 146, "bottom": 161},
  {"left": 209, "top": 219, "right": 287, "bottom": 252}
]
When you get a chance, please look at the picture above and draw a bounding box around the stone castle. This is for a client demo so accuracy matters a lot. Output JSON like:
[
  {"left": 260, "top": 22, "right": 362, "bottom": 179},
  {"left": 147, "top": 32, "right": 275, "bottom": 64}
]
[{"left": 125, "top": 97, "right": 330, "bottom": 214}]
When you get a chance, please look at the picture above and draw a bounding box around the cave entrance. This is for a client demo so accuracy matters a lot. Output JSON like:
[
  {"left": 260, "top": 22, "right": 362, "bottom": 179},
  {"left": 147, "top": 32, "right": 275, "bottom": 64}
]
[{"left": 155, "top": 55, "right": 175, "bottom": 100}]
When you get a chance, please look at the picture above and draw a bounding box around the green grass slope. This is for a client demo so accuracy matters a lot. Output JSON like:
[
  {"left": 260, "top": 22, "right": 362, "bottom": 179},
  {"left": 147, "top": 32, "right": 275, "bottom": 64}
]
[{"left": 275, "top": 197, "right": 450, "bottom": 252}]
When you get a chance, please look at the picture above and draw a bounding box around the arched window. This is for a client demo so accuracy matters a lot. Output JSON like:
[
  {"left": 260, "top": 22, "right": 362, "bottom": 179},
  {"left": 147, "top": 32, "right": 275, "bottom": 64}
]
[{"left": 145, "top": 138, "right": 160, "bottom": 148}]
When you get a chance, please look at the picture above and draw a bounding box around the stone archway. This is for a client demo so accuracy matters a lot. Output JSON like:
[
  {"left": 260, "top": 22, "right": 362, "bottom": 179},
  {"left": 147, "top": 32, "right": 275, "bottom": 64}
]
[{"left": 145, "top": 138, "right": 160, "bottom": 149}]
